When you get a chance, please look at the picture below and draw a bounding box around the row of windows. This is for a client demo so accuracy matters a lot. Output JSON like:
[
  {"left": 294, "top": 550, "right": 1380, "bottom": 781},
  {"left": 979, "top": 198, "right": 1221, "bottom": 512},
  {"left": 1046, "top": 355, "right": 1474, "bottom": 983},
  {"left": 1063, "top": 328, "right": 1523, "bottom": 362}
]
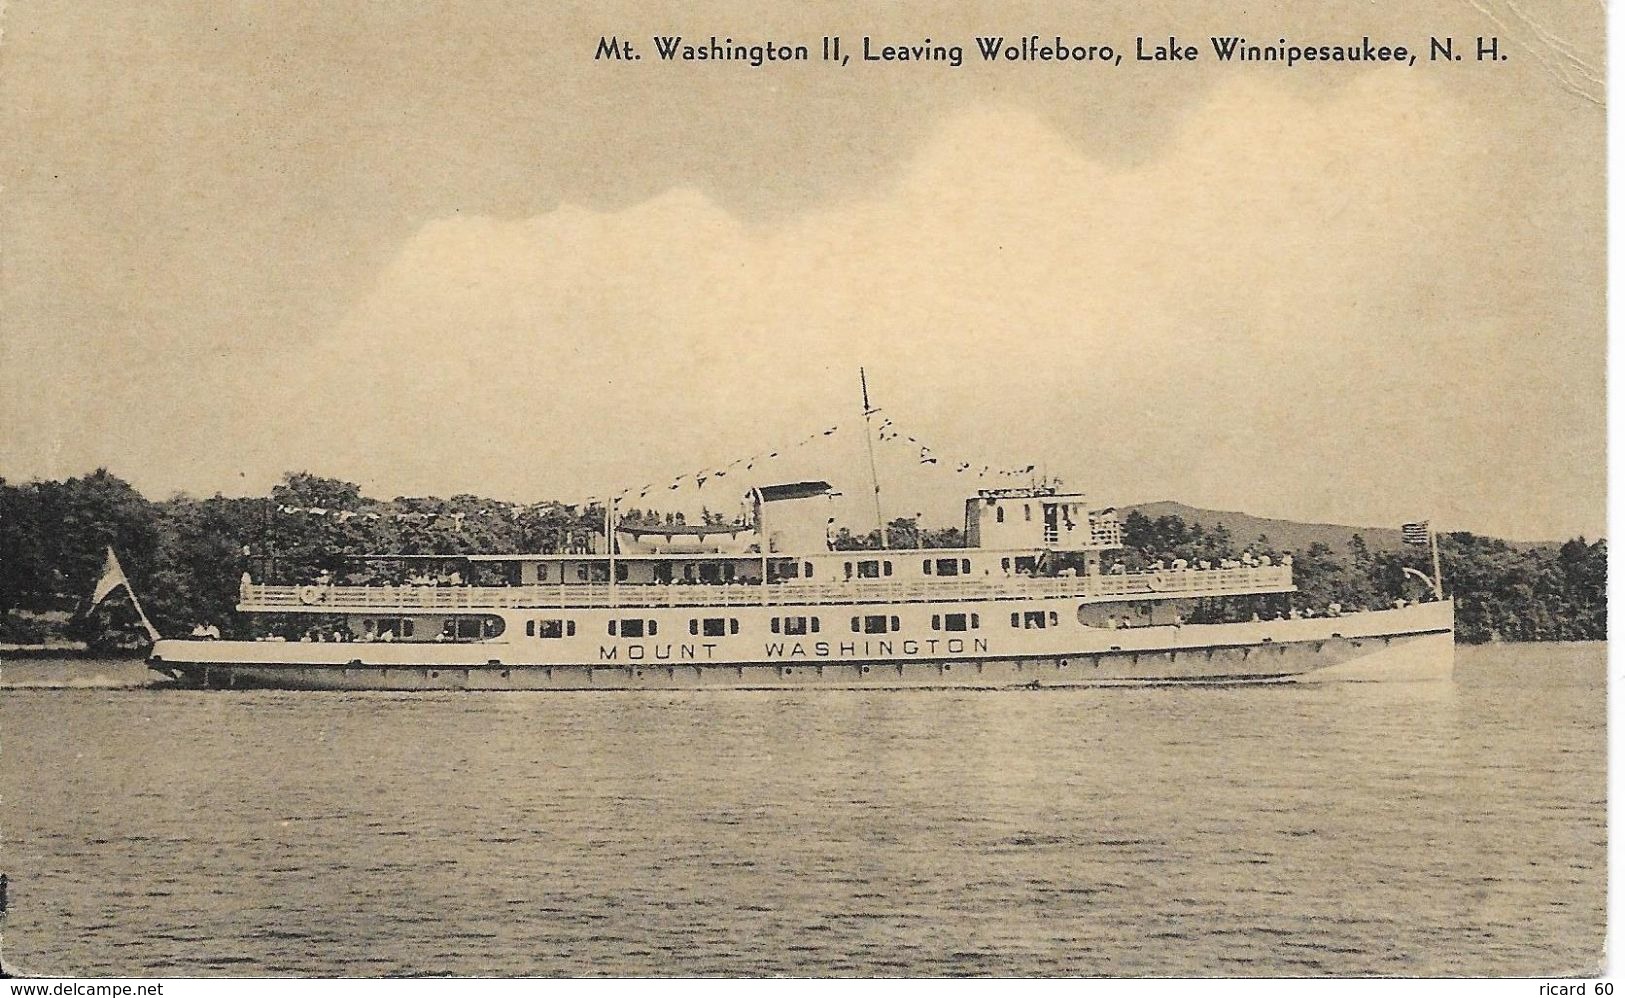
[
  {"left": 361, "top": 616, "right": 505, "bottom": 640},
  {"left": 526, "top": 619, "right": 578, "bottom": 638},
  {"left": 1012, "top": 611, "right": 1061, "bottom": 629},
  {"left": 523, "top": 609, "right": 1065, "bottom": 638},
  {"left": 361, "top": 617, "right": 416, "bottom": 637},
  {"left": 544, "top": 616, "right": 743, "bottom": 638},
  {"left": 444, "top": 616, "right": 504, "bottom": 640},
  {"left": 852, "top": 615, "right": 903, "bottom": 634},
  {"left": 690, "top": 617, "right": 741, "bottom": 637},
  {"left": 846, "top": 560, "right": 894, "bottom": 579},
  {"left": 770, "top": 616, "right": 822, "bottom": 635},
  {"left": 528, "top": 557, "right": 1003, "bottom": 584},
  {"left": 993, "top": 503, "right": 1036, "bottom": 524}
]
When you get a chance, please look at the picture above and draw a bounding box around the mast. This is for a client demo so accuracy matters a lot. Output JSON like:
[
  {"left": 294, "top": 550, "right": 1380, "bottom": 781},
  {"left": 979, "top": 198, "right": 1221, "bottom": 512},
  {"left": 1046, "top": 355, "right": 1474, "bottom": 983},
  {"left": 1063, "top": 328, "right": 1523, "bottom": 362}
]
[
  {"left": 606, "top": 496, "right": 618, "bottom": 608},
  {"left": 860, "top": 367, "right": 887, "bottom": 549}
]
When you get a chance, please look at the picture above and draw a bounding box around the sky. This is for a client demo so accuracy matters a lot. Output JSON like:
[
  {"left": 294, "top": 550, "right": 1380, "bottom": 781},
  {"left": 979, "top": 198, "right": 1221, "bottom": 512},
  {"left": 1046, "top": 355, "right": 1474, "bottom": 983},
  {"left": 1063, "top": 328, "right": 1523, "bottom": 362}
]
[{"left": 0, "top": 0, "right": 1605, "bottom": 540}]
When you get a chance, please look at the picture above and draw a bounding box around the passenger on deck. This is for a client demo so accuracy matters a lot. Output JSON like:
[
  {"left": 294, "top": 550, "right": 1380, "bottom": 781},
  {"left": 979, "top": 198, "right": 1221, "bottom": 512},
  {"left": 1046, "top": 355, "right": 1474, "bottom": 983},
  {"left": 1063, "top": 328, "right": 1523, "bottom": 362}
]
[
  {"left": 1171, "top": 558, "right": 1188, "bottom": 570},
  {"left": 379, "top": 628, "right": 397, "bottom": 642}
]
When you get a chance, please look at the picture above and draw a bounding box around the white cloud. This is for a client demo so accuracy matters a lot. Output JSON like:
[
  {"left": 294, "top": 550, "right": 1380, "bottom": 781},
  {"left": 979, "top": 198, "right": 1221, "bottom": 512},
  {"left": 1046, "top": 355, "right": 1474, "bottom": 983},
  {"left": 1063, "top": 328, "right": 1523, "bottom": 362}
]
[{"left": 241, "top": 72, "right": 1596, "bottom": 537}]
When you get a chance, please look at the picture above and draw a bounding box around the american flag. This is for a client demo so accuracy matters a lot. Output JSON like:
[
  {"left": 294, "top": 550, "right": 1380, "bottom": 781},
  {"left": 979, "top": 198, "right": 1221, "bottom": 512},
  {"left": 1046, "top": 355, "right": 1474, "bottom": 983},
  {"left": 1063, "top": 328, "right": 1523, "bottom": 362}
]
[{"left": 1401, "top": 521, "right": 1431, "bottom": 546}]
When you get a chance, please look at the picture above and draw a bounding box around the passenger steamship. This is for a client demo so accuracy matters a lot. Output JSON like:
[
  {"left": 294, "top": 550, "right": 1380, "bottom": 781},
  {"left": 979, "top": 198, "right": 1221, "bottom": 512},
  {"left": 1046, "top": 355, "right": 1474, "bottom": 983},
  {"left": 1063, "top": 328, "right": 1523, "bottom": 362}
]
[{"left": 148, "top": 477, "right": 1454, "bottom": 690}]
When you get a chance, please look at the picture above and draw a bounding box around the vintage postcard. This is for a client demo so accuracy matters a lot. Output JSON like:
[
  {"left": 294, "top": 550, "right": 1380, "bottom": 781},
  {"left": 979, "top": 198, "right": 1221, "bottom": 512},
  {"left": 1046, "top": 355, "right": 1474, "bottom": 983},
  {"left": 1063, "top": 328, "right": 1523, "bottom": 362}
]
[{"left": 0, "top": 0, "right": 1606, "bottom": 985}]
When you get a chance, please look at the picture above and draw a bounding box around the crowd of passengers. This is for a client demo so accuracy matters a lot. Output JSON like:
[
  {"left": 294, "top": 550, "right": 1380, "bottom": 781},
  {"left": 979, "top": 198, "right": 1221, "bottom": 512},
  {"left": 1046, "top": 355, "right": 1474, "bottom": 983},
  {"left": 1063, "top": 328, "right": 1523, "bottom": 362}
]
[
  {"left": 309, "top": 568, "right": 470, "bottom": 587},
  {"left": 251, "top": 620, "right": 486, "bottom": 643},
  {"left": 1106, "top": 551, "right": 1293, "bottom": 575},
  {"left": 1100, "top": 593, "right": 1437, "bottom": 630},
  {"left": 285, "top": 545, "right": 1309, "bottom": 590},
  {"left": 300, "top": 556, "right": 1299, "bottom": 588}
]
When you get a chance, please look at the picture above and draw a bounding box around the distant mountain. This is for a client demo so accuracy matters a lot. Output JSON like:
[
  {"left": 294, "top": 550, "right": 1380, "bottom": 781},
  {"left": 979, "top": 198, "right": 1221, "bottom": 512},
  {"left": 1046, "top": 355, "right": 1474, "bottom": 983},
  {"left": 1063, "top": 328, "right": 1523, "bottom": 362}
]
[{"left": 1122, "top": 501, "right": 1559, "bottom": 555}]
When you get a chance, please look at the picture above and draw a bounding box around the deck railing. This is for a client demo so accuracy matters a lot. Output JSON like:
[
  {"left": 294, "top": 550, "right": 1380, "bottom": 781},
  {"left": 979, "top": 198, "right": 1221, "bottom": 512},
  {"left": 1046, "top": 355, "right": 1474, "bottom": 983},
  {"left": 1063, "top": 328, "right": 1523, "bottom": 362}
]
[{"left": 238, "top": 566, "right": 1294, "bottom": 613}]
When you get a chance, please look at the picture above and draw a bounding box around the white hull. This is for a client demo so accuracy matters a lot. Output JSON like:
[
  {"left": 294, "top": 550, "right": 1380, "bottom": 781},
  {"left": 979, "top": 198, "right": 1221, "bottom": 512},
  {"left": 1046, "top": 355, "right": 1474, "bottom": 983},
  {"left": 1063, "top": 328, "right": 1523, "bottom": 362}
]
[{"left": 149, "top": 601, "right": 1454, "bottom": 690}]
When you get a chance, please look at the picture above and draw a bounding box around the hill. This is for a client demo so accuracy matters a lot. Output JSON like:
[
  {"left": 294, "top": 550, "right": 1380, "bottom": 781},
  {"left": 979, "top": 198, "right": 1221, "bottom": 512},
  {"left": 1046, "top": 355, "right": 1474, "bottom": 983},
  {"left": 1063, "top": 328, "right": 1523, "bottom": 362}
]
[
  {"left": 1124, "top": 501, "right": 1413, "bottom": 557},
  {"left": 1122, "top": 502, "right": 1559, "bottom": 555}
]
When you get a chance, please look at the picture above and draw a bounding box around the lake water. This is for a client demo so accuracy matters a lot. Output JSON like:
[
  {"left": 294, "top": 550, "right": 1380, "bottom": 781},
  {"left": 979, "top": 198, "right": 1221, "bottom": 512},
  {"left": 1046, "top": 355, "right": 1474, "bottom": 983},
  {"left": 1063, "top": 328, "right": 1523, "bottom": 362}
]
[{"left": 0, "top": 642, "right": 1605, "bottom": 977}]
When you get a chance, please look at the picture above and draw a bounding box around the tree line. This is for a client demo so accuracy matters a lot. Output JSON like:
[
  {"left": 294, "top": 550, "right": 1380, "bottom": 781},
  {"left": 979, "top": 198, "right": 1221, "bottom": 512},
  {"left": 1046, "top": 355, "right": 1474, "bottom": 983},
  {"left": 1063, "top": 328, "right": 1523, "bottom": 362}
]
[
  {"left": 1112, "top": 510, "right": 1605, "bottom": 643},
  {"left": 0, "top": 470, "right": 1604, "bottom": 648}
]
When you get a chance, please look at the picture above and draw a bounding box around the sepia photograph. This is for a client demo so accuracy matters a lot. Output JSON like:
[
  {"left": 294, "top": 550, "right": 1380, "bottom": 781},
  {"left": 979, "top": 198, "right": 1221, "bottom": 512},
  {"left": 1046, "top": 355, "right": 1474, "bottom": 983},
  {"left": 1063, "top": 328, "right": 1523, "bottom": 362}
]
[{"left": 0, "top": 0, "right": 1608, "bottom": 984}]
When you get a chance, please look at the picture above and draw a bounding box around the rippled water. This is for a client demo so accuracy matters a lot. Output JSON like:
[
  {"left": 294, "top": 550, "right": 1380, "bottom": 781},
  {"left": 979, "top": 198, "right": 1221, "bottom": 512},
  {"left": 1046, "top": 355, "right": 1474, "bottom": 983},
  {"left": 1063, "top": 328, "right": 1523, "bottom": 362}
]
[{"left": 0, "top": 643, "right": 1604, "bottom": 977}]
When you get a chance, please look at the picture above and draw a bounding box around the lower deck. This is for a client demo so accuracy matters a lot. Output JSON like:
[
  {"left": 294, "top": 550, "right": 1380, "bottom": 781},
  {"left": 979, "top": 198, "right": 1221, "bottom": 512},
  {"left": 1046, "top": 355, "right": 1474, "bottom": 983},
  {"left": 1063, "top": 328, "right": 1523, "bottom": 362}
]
[{"left": 150, "top": 602, "right": 1454, "bottom": 690}]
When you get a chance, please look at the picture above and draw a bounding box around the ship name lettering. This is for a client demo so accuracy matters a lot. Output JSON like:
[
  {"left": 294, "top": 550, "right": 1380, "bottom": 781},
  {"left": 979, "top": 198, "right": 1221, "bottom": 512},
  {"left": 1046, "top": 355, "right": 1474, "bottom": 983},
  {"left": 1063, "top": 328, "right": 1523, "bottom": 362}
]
[
  {"left": 599, "top": 643, "right": 705, "bottom": 661},
  {"left": 763, "top": 637, "right": 988, "bottom": 658}
]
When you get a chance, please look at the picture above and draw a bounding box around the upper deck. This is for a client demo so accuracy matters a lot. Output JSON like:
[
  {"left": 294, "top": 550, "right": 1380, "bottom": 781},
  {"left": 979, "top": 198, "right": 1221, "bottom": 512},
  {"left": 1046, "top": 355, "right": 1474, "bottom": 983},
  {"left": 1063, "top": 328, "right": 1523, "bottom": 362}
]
[{"left": 239, "top": 564, "right": 1294, "bottom": 613}]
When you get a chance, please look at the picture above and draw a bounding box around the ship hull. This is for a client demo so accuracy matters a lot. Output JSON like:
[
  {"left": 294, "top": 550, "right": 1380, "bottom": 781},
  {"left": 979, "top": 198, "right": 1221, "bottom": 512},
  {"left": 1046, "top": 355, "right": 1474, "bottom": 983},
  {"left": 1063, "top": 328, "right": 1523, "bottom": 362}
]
[{"left": 149, "top": 601, "right": 1454, "bottom": 691}]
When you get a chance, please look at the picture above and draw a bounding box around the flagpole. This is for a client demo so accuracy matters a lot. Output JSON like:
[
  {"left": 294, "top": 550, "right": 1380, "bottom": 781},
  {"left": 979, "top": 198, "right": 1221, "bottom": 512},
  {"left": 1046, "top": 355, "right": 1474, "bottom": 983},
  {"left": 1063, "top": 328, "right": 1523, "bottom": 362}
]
[
  {"left": 126, "top": 586, "right": 161, "bottom": 643},
  {"left": 1429, "top": 524, "right": 1444, "bottom": 600}
]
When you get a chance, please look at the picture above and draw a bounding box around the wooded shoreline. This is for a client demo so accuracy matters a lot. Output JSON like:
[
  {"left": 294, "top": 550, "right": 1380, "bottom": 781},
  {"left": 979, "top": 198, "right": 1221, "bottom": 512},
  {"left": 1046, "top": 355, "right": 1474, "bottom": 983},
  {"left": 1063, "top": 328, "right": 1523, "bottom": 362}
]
[{"left": 1, "top": 470, "right": 1604, "bottom": 649}]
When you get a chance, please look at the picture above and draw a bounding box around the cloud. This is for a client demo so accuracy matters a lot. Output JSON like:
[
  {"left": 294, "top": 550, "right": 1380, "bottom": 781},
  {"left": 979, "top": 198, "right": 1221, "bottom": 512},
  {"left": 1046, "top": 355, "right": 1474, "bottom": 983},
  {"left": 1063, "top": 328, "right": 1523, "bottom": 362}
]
[{"left": 238, "top": 72, "right": 1595, "bottom": 536}]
